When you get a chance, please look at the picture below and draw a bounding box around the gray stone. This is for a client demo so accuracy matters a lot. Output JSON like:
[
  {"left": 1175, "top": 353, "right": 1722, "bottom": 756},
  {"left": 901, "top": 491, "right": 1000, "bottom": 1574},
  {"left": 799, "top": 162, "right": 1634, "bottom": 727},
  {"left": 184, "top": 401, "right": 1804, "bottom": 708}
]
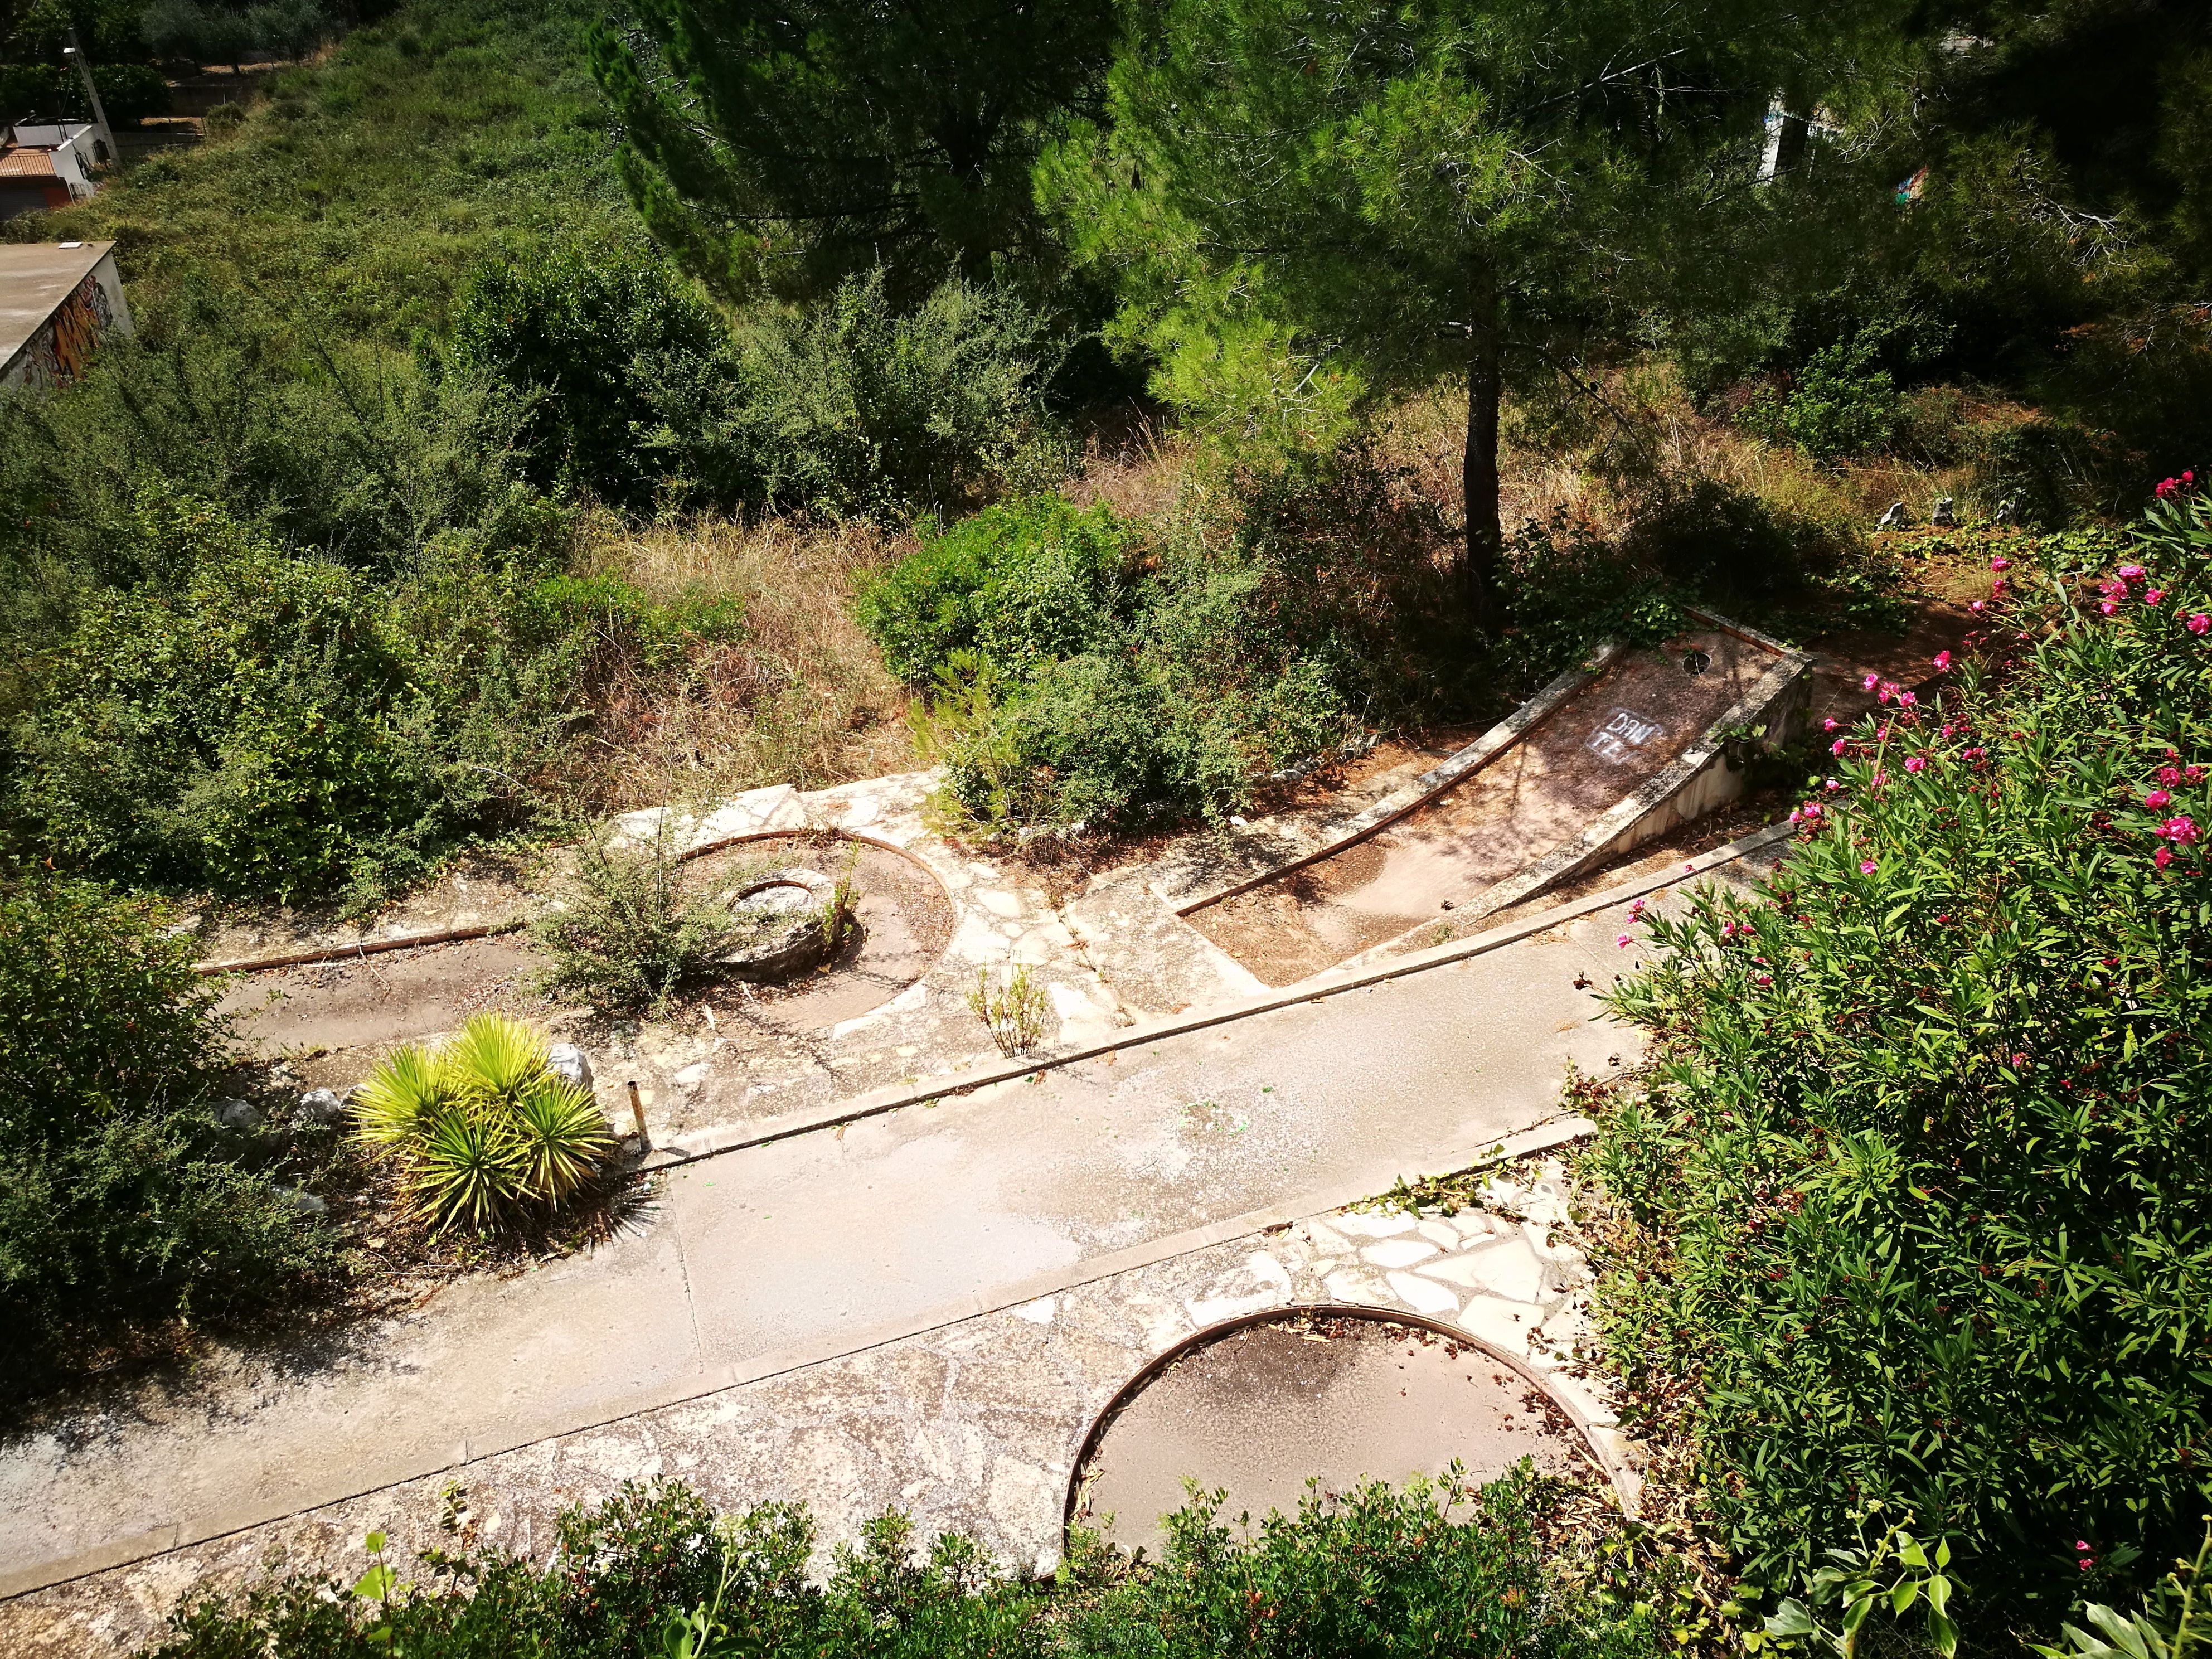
[
  {"left": 272, "top": 1185, "right": 327, "bottom": 1217},
  {"left": 1876, "top": 501, "right": 1910, "bottom": 530},
  {"left": 1994, "top": 496, "right": 2018, "bottom": 525},
  {"left": 213, "top": 1098, "right": 261, "bottom": 1132},
  {"left": 546, "top": 1044, "right": 593, "bottom": 1092},
  {"left": 1930, "top": 496, "right": 1957, "bottom": 528},
  {"left": 294, "top": 1089, "right": 346, "bottom": 1126}
]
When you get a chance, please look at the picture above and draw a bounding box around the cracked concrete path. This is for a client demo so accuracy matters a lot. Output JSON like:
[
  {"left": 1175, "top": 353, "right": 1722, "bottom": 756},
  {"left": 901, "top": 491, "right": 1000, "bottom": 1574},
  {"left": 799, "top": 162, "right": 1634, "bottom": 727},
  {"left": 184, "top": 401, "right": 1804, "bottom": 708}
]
[{"left": 0, "top": 851, "right": 1776, "bottom": 1598}]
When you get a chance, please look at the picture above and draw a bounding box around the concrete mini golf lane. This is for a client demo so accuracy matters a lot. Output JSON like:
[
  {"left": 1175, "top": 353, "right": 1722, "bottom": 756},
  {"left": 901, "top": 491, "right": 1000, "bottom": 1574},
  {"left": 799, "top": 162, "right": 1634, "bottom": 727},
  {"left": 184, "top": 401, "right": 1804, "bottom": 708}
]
[
  {"left": 0, "top": 856, "right": 1776, "bottom": 1597},
  {"left": 1187, "top": 630, "right": 1773, "bottom": 985}
]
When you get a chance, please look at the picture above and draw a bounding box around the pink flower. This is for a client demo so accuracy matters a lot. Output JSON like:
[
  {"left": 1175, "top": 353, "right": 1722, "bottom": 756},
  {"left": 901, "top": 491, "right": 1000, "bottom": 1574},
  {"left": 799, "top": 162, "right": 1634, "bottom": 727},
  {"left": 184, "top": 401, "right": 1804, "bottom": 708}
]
[
  {"left": 2118, "top": 564, "right": 2146, "bottom": 583},
  {"left": 1832, "top": 738, "right": 1848, "bottom": 756},
  {"left": 1905, "top": 756, "right": 1926, "bottom": 773},
  {"left": 2158, "top": 766, "right": 2181, "bottom": 785},
  {"left": 2146, "top": 789, "right": 2172, "bottom": 809},
  {"left": 1825, "top": 779, "right": 1841, "bottom": 792},
  {"left": 2012, "top": 1052, "right": 2029, "bottom": 1067},
  {"left": 2156, "top": 846, "right": 2174, "bottom": 870},
  {"left": 2158, "top": 478, "right": 2179, "bottom": 499},
  {"left": 1970, "top": 599, "right": 1986, "bottom": 613},
  {"left": 1683, "top": 862, "right": 1696, "bottom": 875},
  {"left": 1933, "top": 650, "right": 1952, "bottom": 671},
  {"left": 1992, "top": 577, "right": 2007, "bottom": 595},
  {"left": 1629, "top": 898, "right": 1646, "bottom": 918},
  {"left": 2188, "top": 614, "right": 2211, "bottom": 636},
  {"left": 1862, "top": 672, "right": 1880, "bottom": 692},
  {"left": 1755, "top": 973, "right": 1773, "bottom": 987},
  {"left": 2101, "top": 600, "right": 2119, "bottom": 617},
  {"left": 1897, "top": 690, "right": 1917, "bottom": 707},
  {"left": 2188, "top": 766, "right": 2207, "bottom": 784},
  {"left": 2146, "top": 589, "right": 2166, "bottom": 605},
  {"left": 2160, "top": 816, "right": 2200, "bottom": 846},
  {"left": 1823, "top": 717, "right": 1839, "bottom": 731},
  {"left": 1990, "top": 556, "right": 2011, "bottom": 572},
  {"left": 1861, "top": 860, "right": 1878, "bottom": 874},
  {"left": 1616, "top": 934, "right": 1632, "bottom": 948}
]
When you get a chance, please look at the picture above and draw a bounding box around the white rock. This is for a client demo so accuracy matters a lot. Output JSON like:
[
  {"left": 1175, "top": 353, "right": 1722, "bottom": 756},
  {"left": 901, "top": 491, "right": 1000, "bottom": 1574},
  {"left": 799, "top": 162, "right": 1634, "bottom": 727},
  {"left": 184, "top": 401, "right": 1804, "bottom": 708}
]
[
  {"left": 1455, "top": 1296, "right": 1544, "bottom": 1353},
  {"left": 295, "top": 1089, "right": 346, "bottom": 1125},
  {"left": 1302, "top": 1220, "right": 1355, "bottom": 1255},
  {"left": 214, "top": 1098, "right": 261, "bottom": 1132},
  {"left": 1443, "top": 1239, "right": 1546, "bottom": 1303},
  {"left": 1009, "top": 1296, "right": 1056, "bottom": 1325},
  {"left": 671, "top": 1063, "right": 708, "bottom": 1091},
  {"left": 1361, "top": 1238, "right": 1439, "bottom": 1269},
  {"left": 1245, "top": 1251, "right": 1293, "bottom": 1292},
  {"left": 1386, "top": 1272, "right": 1461, "bottom": 1316},
  {"left": 1331, "top": 1210, "right": 1419, "bottom": 1239},
  {"left": 1324, "top": 1271, "right": 1389, "bottom": 1304},
  {"left": 1416, "top": 1220, "right": 1462, "bottom": 1249},
  {"left": 272, "top": 1183, "right": 327, "bottom": 1217},
  {"left": 1185, "top": 1291, "right": 1276, "bottom": 1327},
  {"left": 546, "top": 1044, "right": 593, "bottom": 1090}
]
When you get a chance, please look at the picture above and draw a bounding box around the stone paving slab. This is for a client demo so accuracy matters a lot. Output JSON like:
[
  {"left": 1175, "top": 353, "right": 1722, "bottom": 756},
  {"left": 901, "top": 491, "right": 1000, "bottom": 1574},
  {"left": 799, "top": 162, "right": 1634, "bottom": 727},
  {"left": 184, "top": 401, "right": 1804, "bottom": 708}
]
[{"left": 0, "top": 1153, "right": 1622, "bottom": 1659}]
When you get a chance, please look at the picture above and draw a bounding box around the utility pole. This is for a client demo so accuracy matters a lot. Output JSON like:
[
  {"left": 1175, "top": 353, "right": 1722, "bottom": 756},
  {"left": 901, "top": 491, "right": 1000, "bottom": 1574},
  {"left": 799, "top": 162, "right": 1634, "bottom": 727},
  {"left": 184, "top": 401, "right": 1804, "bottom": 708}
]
[{"left": 62, "top": 28, "right": 117, "bottom": 167}]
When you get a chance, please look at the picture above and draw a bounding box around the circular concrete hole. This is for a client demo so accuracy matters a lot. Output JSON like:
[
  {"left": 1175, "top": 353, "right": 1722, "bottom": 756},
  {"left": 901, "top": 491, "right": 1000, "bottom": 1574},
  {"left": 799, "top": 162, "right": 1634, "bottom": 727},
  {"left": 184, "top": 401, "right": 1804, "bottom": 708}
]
[
  {"left": 681, "top": 832, "right": 955, "bottom": 1027},
  {"left": 1068, "top": 1309, "right": 1600, "bottom": 1558}
]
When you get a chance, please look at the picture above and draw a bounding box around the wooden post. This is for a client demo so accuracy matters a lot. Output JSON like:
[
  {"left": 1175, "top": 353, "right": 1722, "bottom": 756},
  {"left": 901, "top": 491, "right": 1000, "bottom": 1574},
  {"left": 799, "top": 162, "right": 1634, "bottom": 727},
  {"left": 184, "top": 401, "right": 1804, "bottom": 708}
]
[{"left": 625, "top": 1080, "right": 648, "bottom": 1143}]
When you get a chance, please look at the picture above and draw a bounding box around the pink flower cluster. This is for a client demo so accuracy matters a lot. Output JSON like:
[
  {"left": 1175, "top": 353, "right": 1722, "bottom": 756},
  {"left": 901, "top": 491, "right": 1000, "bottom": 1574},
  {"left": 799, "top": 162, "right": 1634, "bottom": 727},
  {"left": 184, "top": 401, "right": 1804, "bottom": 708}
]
[{"left": 2154, "top": 470, "right": 2197, "bottom": 499}]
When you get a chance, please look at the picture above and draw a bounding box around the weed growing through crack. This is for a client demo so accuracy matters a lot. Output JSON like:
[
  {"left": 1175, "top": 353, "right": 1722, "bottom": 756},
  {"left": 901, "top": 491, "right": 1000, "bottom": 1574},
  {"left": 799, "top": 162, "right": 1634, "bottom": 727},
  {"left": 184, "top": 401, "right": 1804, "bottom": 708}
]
[{"left": 967, "top": 964, "right": 1049, "bottom": 1055}]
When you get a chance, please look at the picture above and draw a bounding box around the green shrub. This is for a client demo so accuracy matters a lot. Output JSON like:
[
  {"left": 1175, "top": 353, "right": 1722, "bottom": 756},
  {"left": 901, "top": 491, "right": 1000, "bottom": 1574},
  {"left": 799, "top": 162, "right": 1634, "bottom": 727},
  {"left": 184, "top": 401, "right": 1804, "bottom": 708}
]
[
  {"left": 528, "top": 818, "right": 760, "bottom": 1016},
  {"left": 8, "top": 498, "right": 448, "bottom": 899},
  {"left": 1740, "top": 334, "right": 1901, "bottom": 463},
  {"left": 727, "top": 270, "right": 1064, "bottom": 519},
  {"left": 1594, "top": 492, "right": 2212, "bottom": 1631},
  {"left": 0, "top": 876, "right": 334, "bottom": 1397},
  {"left": 452, "top": 244, "right": 726, "bottom": 508},
  {"left": 856, "top": 495, "right": 1131, "bottom": 684},
  {"left": 354, "top": 1013, "right": 613, "bottom": 1235},
  {"left": 137, "top": 1468, "right": 1667, "bottom": 1658}
]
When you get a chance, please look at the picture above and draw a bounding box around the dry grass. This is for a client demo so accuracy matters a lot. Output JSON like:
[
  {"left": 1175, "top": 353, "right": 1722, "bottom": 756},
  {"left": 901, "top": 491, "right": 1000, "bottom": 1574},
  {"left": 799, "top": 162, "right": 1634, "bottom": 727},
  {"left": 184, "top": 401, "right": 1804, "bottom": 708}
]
[{"left": 569, "top": 512, "right": 919, "bottom": 814}]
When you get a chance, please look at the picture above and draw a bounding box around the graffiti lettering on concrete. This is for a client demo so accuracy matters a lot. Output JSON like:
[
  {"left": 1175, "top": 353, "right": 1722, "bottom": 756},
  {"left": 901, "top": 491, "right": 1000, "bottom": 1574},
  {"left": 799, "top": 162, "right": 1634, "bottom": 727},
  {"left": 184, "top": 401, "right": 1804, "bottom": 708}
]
[
  {"left": 1585, "top": 707, "right": 1666, "bottom": 764},
  {"left": 21, "top": 271, "right": 115, "bottom": 387}
]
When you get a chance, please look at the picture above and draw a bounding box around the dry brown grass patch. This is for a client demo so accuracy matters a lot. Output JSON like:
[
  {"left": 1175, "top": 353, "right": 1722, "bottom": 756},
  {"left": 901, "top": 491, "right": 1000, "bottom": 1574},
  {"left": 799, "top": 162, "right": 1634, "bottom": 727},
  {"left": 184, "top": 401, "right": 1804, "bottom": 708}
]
[{"left": 570, "top": 512, "right": 918, "bottom": 813}]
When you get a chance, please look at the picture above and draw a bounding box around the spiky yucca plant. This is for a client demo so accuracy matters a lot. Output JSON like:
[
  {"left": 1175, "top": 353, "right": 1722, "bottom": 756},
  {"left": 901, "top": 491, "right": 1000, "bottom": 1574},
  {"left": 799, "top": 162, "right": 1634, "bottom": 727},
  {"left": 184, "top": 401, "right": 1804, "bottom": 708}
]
[{"left": 351, "top": 1016, "right": 613, "bottom": 1235}]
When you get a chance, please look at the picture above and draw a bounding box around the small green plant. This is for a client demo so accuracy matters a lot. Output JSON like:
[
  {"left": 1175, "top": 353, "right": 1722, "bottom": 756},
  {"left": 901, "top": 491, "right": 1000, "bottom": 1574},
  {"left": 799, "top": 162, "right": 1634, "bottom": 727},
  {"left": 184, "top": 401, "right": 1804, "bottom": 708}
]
[
  {"left": 820, "top": 874, "right": 860, "bottom": 953},
  {"left": 967, "top": 964, "right": 1050, "bottom": 1056},
  {"left": 1760, "top": 1513, "right": 1959, "bottom": 1658},
  {"left": 531, "top": 817, "right": 748, "bottom": 1016},
  {"left": 353, "top": 1013, "right": 611, "bottom": 1235},
  {"left": 2033, "top": 1525, "right": 2212, "bottom": 1659}
]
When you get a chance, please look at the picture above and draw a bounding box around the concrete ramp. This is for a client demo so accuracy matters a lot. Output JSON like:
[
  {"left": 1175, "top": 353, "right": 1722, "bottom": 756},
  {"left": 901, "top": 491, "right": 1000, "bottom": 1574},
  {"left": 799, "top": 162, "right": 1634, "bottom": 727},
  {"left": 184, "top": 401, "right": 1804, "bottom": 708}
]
[{"left": 1177, "top": 619, "right": 1807, "bottom": 987}]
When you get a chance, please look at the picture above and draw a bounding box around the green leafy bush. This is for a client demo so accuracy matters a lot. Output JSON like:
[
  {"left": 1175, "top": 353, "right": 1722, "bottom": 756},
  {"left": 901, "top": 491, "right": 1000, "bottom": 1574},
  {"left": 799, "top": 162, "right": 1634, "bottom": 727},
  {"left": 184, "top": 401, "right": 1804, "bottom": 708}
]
[
  {"left": 1594, "top": 492, "right": 2212, "bottom": 1629},
  {"left": 529, "top": 818, "right": 765, "bottom": 1016},
  {"left": 1740, "top": 335, "right": 1901, "bottom": 463},
  {"left": 353, "top": 1013, "right": 612, "bottom": 1235},
  {"left": 879, "top": 458, "right": 1486, "bottom": 834},
  {"left": 0, "top": 876, "right": 334, "bottom": 1397},
  {"left": 727, "top": 270, "right": 1064, "bottom": 518},
  {"left": 856, "top": 496, "right": 1131, "bottom": 684},
  {"left": 452, "top": 244, "right": 725, "bottom": 508},
  {"left": 137, "top": 1468, "right": 1667, "bottom": 1658}
]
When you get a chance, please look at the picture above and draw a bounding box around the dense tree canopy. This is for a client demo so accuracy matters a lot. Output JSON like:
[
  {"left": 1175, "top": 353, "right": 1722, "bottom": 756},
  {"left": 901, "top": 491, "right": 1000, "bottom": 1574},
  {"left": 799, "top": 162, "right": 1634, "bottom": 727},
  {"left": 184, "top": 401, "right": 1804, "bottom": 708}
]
[
  {"left": 589, "top": 0, "right": 1114, "bottom": 304},
  {"left": 1037, "top": 0, "right": 1902, "bottom": 620}
]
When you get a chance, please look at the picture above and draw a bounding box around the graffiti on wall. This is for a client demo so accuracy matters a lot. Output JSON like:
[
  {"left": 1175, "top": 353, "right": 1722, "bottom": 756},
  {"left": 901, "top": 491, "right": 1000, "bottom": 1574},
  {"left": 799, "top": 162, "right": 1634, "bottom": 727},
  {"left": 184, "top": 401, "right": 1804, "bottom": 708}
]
[{"left": 18, "top": 271, "right": 115, "bottom": 387}]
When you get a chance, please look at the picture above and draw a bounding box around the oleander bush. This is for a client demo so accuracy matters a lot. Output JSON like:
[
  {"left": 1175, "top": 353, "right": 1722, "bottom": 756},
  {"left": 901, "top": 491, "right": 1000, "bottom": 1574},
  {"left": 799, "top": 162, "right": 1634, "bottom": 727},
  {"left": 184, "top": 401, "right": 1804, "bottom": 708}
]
[
  {"left": 137, "top": 1467, "right": 1671, "bottom": 1658},
  {"left": 353, "top": 1013, "right": 612, "bottom": 1235},
  {"left": 0, "top": 876, "right": 334, "bottom": 1397},
  {"left": 1594, "top": 486, "right": 2212, "bottom": 1634}
]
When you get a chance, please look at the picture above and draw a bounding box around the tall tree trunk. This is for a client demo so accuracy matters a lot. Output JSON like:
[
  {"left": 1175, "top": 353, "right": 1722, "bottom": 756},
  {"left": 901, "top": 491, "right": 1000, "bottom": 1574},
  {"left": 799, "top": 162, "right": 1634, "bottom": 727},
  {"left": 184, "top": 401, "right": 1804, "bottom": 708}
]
[{"left": 1462, "top": 258, "right": 1502, "bottom": 629}]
